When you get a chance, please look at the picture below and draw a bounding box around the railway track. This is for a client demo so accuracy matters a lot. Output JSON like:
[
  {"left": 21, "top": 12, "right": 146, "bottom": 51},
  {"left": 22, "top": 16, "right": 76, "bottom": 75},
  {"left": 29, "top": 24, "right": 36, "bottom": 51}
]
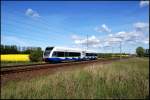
[{"left": 1, "top": 57, "right": 129, "bottom": 75}]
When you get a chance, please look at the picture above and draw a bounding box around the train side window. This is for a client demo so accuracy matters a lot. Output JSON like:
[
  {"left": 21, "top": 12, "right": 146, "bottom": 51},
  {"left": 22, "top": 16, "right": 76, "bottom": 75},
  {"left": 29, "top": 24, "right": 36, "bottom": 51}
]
[
  {"left": 74, "top": 53, "right": 80, "bottom": 57},
  {"left": 68, "top": 52, "right": 80, "bottom": 57},
  {"left": 86, "top": 53, "right": 90, "bottom": 56},
  {"left": 68, "top": 52, "right": 73, "bottom": 57},
  {"left": 57, "top": 52, "right": 65, "bottom": 57},
  {"left": 86, "top": 53, "right": 88, "bottom": 56},
  {"left": 76, "top": 53, "right": 80, "bottom": 57},
  {"left": 65, "top": 52, "right": 69, "bottom": 57}
]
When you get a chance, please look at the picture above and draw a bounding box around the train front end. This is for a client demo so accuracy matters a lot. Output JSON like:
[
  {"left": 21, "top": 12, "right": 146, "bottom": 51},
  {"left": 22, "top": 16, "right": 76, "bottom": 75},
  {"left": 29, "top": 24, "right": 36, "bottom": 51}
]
[{"left": 43, "top": 47, "right": 54, "bottom": 62}]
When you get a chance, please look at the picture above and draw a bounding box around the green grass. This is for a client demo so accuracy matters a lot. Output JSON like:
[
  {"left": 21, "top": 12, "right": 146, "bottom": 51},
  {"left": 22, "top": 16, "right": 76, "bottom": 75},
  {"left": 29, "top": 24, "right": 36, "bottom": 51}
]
[{"left": 1, "top": 57, "right": 149, "bottom": 99}]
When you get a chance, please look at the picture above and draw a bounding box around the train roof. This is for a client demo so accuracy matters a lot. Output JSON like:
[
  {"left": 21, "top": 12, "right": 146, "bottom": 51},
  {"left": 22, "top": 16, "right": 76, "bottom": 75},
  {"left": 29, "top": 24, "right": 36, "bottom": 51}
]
[
  {"left": 46, "top": 46, "right": 97, "bottom": 53},
  {"left": 53, "top": 46, "right": 82, "bottom": 52}
]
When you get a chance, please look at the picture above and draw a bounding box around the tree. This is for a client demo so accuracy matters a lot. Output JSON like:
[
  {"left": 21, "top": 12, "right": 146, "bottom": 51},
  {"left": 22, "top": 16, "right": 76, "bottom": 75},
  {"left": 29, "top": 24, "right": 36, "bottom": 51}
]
[
  {"left": 5, "top": 45, "right": 10, "bottom": 54},
  {"left": 29, "top": 48, "right": 43, "bottom": 62},
  {"left": 10, "top": 45, "right": 18, "bottom": 54},
  {"left": 136, "top": 47, "right": 144, "bottom": 57},
  {"left": 1, "top": 44, "right": 4, "bottom": 54},
  {"left": 22, "top": 49, "right": 33, "bottom": 54}
]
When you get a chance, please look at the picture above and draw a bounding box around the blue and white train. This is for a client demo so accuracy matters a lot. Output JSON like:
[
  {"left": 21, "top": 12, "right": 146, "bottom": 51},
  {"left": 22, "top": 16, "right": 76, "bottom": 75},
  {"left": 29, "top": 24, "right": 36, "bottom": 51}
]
[{"left": 43, "top": 46, "right": 98, "bottom": 62}]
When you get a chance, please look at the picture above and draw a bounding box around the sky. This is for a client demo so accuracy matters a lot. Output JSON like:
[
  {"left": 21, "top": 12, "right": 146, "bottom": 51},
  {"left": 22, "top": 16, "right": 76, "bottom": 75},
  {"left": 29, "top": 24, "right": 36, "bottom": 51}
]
[{"left": 1, "top": 1, "right": 149, "bottom": 53}]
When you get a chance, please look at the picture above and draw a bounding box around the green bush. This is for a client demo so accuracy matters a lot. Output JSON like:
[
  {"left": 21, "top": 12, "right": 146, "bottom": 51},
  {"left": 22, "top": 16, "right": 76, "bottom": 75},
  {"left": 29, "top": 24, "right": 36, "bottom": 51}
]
[
  {"left": 136, "top": 47, "right": 144, "bottom": 57},
  {"left": 29, "top": 48, "right": 43, "bottom": 62}
]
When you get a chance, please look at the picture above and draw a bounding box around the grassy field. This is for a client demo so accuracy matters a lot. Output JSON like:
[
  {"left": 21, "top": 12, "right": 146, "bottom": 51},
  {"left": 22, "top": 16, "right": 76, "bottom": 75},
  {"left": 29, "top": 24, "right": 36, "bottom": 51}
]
[{"left": 1, "top": 57, "right": 149, "bottom": 99}]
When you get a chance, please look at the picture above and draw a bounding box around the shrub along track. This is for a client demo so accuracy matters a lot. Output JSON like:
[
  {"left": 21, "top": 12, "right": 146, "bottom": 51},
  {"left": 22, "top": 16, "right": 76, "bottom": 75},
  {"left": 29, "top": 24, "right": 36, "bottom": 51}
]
[{"left": 1, "top": 57, "right": 131, "bottom": 85}]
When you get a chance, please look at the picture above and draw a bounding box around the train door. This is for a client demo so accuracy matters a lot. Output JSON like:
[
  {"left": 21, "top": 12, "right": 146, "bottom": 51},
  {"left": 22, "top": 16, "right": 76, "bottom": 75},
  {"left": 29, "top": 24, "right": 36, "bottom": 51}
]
[{"left": 81, "top": 51, "right": 86, "bottom": 59}]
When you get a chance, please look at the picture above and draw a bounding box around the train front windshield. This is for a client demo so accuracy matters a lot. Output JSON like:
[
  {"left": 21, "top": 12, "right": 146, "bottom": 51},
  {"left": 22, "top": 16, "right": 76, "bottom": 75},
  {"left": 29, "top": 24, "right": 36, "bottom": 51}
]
[{"left": 44, "top": 47, "right": 54, "bottom": 56}]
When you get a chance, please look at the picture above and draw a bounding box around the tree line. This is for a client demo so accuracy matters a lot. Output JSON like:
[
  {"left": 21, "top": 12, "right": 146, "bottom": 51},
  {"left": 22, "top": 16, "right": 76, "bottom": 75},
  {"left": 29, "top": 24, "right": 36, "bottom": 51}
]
[
  {"left": 97, "top": 47, "right": 149, "bottom": 58},
  {"left": 1, "top": 44, "right": 42, "bottom": 54}
]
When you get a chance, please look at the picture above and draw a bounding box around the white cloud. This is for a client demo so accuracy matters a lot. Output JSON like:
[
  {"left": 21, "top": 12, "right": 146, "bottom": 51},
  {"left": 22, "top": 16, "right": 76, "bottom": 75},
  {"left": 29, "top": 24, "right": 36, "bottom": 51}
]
[
  {"left": 140, "top": 1, "right": 149, "bottom": 7},
  {"left": 95, "top": 24, "right": 111, "bottom": 33},
  {"left": 72, "top": 29, "right": 146, "bottom": 49},
  {"left": 106, "top": 31, "right": 147, "bottom": 46},
  {"left": 116, "top": 31, "right": 137, "bottom": 41},
  {"left": 107, "top": 31, "right": 127, "bottom": 43},
  {"left": 108, "top": 31, "right": 141, "bottom": 43},
  {"left": 72, "top": 35, "right": 100, "bottom": 47},
  {"left": 97, "top": 22, "right": 149, "bottom": 45},
  {"left": 25, "top": 8, "right": 40, "bottom": 18},
  {"left": 72, "top": 21, "right": 149, "bottom": 52},
  {"left": 109, "top": 37, "right": 122, "bottom": 42},
  {"left": 74, "top": 39, "right": 83, "bottom": 44},
  {"left": 106, "top": 22, "right": 149, "bottom": 45},
  {"left": 133, "top": 22, "right": 149, "bottom": 32},
  {"left": 143, "top": 37, "right": 149, "bottom": 44},
  {"left": 87, "top": 35, "right": 100, "bottom": 45}
]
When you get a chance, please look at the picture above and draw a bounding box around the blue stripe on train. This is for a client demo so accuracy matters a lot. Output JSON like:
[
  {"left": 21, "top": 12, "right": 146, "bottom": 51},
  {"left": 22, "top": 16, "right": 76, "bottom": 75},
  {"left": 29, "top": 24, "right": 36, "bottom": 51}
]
[
  {"left": 45, "top": 57, "right": 81, "bottom": 62},
  {"left": 46, "top": 58, "right": 62, "bottom": 62}
]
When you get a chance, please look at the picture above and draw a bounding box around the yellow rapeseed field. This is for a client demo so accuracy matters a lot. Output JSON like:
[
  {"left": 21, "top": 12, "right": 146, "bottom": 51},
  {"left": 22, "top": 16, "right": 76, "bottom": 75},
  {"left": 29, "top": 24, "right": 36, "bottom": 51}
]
[{"left": 1, "top": 54, "right": 30, "bottom": 61}]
